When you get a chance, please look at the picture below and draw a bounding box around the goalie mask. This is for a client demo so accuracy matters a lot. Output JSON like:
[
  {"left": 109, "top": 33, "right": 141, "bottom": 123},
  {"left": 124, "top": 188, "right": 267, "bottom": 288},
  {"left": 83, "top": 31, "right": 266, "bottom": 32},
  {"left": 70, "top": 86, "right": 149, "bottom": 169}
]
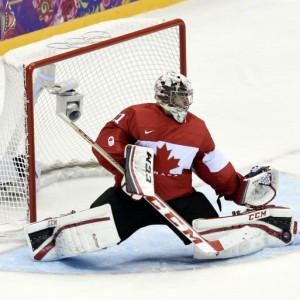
[{"left": 154, "top": 71, "right": 193, "bottom": 123}]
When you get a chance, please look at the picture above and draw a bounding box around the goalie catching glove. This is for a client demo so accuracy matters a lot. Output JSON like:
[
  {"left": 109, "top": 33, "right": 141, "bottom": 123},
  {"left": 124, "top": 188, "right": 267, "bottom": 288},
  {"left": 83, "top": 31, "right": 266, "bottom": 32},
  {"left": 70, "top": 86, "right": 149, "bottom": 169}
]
[
  {"left": 233, "top": 166, "right": 278, "bottom": 208},
  {"left": 121, "top": 144, "right": 155, "bottom": 200}
]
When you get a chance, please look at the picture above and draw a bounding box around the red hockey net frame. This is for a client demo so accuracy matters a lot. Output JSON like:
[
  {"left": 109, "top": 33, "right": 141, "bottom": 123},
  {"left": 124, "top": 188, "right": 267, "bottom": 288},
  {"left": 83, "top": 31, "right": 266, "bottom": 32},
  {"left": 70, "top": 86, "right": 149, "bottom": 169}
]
[{"left": 25, "top": 19, "right": 187, "bottom": 223}]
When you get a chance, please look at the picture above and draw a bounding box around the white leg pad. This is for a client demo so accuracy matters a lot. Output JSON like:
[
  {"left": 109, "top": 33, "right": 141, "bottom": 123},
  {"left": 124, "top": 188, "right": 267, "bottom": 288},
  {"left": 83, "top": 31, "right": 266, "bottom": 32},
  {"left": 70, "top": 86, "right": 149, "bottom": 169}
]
[
  {"left": 24, "top": 204, "right": 120, "bottom": 261},
  {"left": 193, "top": 205, "right": 297, "bottom": 259}
]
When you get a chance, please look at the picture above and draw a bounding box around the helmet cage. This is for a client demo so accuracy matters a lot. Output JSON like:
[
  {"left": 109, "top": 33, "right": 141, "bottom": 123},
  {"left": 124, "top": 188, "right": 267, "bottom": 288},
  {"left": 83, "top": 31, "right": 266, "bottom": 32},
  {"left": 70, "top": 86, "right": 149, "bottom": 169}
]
[{"left": 169, "top": 90, "right": 193, "bottom": 111}]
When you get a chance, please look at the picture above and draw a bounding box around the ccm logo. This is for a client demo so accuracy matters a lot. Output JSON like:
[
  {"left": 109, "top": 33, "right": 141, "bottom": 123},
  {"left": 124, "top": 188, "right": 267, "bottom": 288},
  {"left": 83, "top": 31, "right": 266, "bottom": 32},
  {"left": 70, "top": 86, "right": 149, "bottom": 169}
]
[
  {"left": 145, "top": 151, "right": 152, "bottom": 183},
  {"left": 249, "top": 210, "right": 267, "bottom": 220},
  {"left": 48, "top": 219, "right": 57, "bottom": 226}
]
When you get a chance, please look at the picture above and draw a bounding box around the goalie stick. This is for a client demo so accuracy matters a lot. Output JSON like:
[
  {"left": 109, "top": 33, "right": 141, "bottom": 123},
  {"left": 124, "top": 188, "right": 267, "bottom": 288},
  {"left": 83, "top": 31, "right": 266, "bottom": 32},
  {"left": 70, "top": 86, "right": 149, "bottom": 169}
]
[{"left": 57, "top": 112, "right": 251, "bottom": 257}]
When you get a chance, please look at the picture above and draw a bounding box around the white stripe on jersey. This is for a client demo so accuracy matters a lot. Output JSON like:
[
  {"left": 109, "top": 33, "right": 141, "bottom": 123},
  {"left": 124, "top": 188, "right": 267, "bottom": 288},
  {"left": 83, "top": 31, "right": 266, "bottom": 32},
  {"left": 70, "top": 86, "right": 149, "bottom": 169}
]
[
  {"left": 202, "top": 148, "right": 229, "bottom": 173},
  {"left": 135, "top": 140, "right": 198, "bottom": 174}
]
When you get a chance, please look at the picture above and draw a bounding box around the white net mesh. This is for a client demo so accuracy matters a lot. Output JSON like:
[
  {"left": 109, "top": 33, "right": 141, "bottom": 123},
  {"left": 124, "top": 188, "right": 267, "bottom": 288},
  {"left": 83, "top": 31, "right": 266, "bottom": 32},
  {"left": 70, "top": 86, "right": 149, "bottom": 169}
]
[{"left": 0, "top": 18, "right": 184, "bottom": 234}]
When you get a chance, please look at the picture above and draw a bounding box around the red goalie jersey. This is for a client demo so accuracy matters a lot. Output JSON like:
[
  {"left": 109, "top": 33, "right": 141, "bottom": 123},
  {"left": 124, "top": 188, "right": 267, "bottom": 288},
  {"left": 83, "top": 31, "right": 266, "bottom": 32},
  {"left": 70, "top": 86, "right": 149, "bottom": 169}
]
[{"left": 93, "top": 103, "right": 243, "bottom": 201}]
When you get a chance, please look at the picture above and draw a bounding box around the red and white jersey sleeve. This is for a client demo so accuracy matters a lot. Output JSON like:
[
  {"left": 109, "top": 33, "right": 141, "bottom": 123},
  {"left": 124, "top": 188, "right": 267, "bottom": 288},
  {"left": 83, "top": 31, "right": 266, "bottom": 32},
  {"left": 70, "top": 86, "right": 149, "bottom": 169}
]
[
  {"left": 193, "top": 148, "right": 243, "bottom": 198},
  {"left": 93, "top": 103, "right": 243, "bottom": 201}
]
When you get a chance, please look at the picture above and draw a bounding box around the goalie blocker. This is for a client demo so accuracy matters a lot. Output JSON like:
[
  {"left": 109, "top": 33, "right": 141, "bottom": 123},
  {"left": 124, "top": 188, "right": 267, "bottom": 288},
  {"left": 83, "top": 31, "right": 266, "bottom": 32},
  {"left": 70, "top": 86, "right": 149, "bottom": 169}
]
[{"left": 122, "top": 144, "right": 155, "bottom": 199}]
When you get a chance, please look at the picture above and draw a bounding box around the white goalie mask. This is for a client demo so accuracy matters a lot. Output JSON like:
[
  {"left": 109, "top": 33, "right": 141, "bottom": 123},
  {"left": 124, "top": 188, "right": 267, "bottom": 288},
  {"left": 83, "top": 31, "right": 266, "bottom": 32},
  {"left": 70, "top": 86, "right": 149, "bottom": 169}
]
[{"left": 154, "top": 71, "right": 193, "bottom": 123}]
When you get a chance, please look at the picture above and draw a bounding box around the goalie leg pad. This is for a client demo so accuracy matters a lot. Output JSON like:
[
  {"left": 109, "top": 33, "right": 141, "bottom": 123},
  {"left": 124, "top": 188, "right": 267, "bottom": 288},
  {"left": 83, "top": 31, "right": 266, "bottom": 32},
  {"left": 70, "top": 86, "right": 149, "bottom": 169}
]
[
  {"left": 193, "top": 205, "right": 296, "bottom": 259},
  {"left": 24, "top": 204, "right": 120, "bottom": 261}
]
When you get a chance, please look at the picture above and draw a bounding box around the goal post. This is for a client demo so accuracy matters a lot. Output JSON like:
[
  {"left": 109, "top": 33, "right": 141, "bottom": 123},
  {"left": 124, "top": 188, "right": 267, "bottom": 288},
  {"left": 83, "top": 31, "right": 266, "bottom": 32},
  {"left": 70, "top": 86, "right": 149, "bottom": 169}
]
[{"left": 0, "top": 18, "right": 187, "bottom": 236}]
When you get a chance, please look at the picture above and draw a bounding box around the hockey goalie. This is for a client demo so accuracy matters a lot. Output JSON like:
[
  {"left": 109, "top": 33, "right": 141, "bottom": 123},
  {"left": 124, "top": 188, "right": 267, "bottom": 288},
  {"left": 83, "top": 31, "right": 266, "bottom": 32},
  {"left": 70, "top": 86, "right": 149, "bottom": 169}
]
[{"left": 24, "top": 72, "right": 297, "bottom": 261}]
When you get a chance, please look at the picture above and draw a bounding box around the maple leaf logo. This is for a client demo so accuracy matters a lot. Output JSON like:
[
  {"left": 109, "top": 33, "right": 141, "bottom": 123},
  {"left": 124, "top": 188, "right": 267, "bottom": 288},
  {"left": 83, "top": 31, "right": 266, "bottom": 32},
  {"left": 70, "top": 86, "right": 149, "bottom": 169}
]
[{"left": 154, "top": 144, "right": 180, "bottom": 174}]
